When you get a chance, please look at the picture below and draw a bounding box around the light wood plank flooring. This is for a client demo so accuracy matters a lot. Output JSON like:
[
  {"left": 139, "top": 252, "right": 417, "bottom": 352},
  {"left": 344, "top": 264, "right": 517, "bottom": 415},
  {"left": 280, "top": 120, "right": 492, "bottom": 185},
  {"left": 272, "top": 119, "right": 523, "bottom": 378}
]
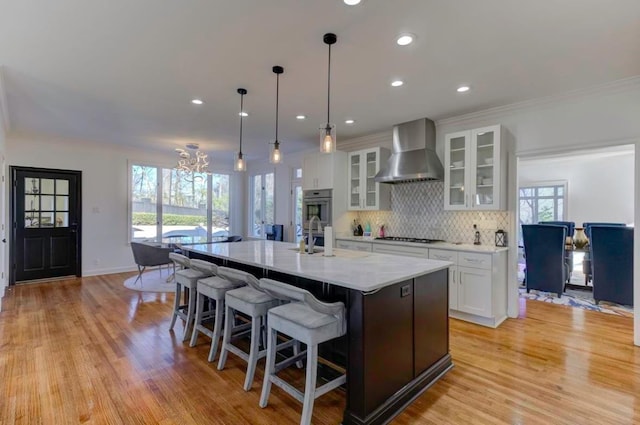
[{"left": 1, "top": 273, "right": 639, "bottom": 424}]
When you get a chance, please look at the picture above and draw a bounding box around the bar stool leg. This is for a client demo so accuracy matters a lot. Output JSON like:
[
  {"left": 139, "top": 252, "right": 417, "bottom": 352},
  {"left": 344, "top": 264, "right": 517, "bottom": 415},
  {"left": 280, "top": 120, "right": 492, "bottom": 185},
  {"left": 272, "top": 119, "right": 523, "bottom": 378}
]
[
  {"left": 189, "top": 291, "right": 205, "bottom": 347},
  {"left": 259, "top": 325, "right": 278, "bottom": 408},
  {"left": 300, "top": 345, "right": 318, "bottom": 425},
  {"left": 217, "top": 304, "right": 234, "bottom": 370},
  {"left": 293, "top": 340, "right": 304, "bottom": 369},
  {"left": 169, "top": 282, "right": 181, "bottom": 331},
  {"left": 183, "top": 287, "right": 197, "bottom": 342},
  {"left": 208, "top": 298, "right": 224, "bottom": 362},
  {"left": 244, "top": 315, "right": 262, "bottom": 391}
]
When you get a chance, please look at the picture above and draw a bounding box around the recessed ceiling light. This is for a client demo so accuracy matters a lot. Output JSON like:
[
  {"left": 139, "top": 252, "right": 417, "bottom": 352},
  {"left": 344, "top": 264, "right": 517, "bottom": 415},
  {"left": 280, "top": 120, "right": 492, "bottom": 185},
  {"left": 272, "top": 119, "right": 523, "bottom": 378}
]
[
  {"left": 391, "top": 80, "right": 404, "bottom": 87},
  {"left": 296, "top": 115, "right": 306, "bottom": 120},
  {"left": 239, "top": 112, "right": 249, "bottom": 117},
  {"left": 396, "top": 34, "right": 415, "bottom": 46},
  {"left": 343, "top": 0, "right": 361, "bottom": 5},
  {"left": 191, "top": 99, "right": 203, "bottom": 105},
  {"left": 457, "top": 85, "right": 470, "bottom": 93},
  {"left": 345, "top": 119, "right": 355, "bottom": 124}
]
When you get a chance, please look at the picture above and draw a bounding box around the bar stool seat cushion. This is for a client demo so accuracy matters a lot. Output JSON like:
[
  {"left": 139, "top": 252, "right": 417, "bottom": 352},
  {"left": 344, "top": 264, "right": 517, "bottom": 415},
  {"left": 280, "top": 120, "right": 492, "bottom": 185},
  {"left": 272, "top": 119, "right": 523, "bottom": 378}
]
[
  {"left": 197, "top": 276, "right": 241, "bottom": 299},
  {"left": 226, "top": 286, "right": 279, "bottom": 317},
  {"left": 175, "top": 268, "right": 209, "bottom": 287},
  {"left": 268, "top": 302, "right": 343, "bottom": 346}
]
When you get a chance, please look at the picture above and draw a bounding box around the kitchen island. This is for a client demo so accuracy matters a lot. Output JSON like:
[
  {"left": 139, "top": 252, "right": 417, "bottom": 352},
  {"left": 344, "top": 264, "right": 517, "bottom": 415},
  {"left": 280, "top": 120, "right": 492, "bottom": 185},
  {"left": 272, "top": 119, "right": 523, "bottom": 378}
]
[{"left": 182, "top": 240, "right": 453, "bottom": 425}]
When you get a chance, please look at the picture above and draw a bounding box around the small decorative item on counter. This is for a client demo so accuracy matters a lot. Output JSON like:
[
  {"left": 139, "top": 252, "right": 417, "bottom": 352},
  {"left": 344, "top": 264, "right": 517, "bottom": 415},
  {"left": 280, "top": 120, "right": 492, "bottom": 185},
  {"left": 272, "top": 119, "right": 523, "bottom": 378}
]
[
  {"left": 357, "top": 224, "right": 363, "bottom": 236},
  {"left": 299, "top": 237, "right": 306, "bottom": 253},
  {"left": 352, "top": 219, "right": 359, "bottom": 236},
  {"left": 379, "top": 224, "right": 385, "bottom": 238},
  {"left": 494, "top": 229, "right": 507, "bottom": 247},
  {"left": 363, "top": 221, "right": 372, "bottom": 237},
  {"left": 473, "top": 224, "right": 481, "bottom": 245},
  {"left": 573, "top": 227, "right": 589, "bottom": 249}
]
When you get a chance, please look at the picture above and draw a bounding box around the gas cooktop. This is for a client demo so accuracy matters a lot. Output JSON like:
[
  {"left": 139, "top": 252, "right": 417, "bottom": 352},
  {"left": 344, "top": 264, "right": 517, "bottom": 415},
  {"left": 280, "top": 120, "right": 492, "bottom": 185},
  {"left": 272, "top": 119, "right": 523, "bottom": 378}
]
[{"left": 375, "top": 236, "right": 444, "bottom": 244}]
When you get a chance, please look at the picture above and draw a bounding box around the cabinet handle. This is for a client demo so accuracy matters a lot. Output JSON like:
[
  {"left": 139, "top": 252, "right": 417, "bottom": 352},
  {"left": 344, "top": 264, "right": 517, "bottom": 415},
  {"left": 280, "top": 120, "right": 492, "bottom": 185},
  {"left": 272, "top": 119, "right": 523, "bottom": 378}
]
[
  {"left": 465, "top": 194, "right": 469, "bottom": 208},
  {"left": 464, "top": 257, "right": 482, "bottom": 263},
  {"left": 459, "top": 273, "right": 463, "bottom": 285},
  {"left": 452, "top": 271, "right": 456, "bottom": 284}
]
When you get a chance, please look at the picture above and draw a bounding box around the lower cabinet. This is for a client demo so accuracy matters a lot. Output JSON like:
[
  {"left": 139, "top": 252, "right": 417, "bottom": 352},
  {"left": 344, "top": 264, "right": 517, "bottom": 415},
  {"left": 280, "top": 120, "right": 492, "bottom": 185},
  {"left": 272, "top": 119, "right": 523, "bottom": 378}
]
[
  {"left": 429, "top": 248, "right": 506, "bottom": 328},
  {"left": 372, "top": 243, "right": 429, "bottom": 258}
]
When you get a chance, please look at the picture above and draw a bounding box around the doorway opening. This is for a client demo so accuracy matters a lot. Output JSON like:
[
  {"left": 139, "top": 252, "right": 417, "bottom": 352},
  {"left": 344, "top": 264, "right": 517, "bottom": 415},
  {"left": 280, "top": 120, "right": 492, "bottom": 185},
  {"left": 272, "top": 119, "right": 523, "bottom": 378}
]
[{"left": 10, "top": 167, "right": 82, "bottom": 284}]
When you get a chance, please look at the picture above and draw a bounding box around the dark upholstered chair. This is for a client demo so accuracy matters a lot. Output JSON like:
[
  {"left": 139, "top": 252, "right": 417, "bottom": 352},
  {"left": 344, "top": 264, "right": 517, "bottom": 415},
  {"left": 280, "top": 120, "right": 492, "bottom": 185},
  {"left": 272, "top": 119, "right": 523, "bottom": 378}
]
[
  {"left": 538, "top": 221, "right": 575, "bottom": 283},
  {"left": 130, "top": 242, "right": 173, "bottom": 285},
  {"left": 582, "top": 222, "right": 627, "bottom": 284},
  {"left": 522, "top": 224, "right": 567, "bottom": 297},
  {"left": 225, "top": 235, "right": 243, "bottom": 242},
  {"left": 265, "top": 224, "right": 284, "bottom": 241},
  {"left": 591, "top": 225, "right": 633, "bottom": 306}
]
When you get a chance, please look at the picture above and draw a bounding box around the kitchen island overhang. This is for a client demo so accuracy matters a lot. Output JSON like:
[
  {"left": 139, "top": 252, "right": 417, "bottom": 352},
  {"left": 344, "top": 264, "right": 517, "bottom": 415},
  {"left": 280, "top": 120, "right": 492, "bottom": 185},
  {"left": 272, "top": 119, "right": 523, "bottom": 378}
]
[{"left": 181, "top": 240, "right": 453, "bottom": 425}]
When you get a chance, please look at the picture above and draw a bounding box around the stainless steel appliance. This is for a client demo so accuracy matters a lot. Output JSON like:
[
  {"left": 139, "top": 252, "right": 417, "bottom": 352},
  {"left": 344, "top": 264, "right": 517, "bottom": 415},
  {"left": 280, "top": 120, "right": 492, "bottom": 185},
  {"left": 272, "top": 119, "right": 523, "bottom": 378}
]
[
  {"left": 374, "top": 118, "right": 444, "bottom": 184},
  {"left": 375, "top": 236, "right": 444, "bottom": 244},
  {"left": 302, "top": 189, "right": 332, "bottom": 244}
]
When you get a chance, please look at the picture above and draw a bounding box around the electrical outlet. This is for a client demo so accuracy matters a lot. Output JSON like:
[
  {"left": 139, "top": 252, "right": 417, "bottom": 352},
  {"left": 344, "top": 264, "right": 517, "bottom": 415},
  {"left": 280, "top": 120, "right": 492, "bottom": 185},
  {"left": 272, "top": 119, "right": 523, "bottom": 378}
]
[{"left": 400, "top": 285, "right": 411, "bottom": 297}]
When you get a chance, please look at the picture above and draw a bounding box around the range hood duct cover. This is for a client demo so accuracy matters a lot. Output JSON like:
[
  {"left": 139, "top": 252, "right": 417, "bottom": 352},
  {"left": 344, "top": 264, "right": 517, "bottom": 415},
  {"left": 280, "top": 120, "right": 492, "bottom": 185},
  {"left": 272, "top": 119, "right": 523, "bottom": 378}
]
[{"left": 374, "top": 118, "right": 444, "bottom": 183}]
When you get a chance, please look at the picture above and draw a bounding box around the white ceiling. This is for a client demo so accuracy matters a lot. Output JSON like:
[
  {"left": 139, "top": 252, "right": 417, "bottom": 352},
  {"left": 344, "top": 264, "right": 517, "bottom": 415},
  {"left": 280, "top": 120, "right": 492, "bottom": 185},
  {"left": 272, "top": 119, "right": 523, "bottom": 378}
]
[{"left": 1, "top": 0, "right": 639, "bottom": 161}]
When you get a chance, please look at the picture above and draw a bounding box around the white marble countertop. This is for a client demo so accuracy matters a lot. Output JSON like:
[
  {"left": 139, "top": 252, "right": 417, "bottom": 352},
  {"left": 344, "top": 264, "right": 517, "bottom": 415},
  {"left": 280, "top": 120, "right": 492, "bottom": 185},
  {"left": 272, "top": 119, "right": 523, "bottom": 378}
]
[
  {"left": 181, "top": 240, "right": 451, "bottom": 292},
  {"left": 335, "top": 236, "right": 509, "bottom": 253}
]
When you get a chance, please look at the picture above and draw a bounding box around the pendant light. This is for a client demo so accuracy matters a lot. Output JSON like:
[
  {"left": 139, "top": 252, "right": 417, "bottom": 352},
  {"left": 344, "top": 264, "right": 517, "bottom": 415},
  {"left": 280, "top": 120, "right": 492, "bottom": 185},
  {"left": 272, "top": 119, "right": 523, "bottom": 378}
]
[
  {"left": 269, "top": 66, "right": 284, "bottom": 164},
  {"left": 234, "top": 88, "right": 247, "bottom": 172},
  {"left": 320, "top": 33, "right": 337, "bottom": 154}
]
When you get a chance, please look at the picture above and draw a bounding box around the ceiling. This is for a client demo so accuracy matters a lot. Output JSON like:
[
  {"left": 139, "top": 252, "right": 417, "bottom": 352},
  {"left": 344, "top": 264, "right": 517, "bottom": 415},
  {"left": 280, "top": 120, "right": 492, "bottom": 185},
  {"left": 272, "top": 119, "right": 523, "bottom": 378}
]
[{"left": 1, "top": 0, "right": 639, "bottom": 162}]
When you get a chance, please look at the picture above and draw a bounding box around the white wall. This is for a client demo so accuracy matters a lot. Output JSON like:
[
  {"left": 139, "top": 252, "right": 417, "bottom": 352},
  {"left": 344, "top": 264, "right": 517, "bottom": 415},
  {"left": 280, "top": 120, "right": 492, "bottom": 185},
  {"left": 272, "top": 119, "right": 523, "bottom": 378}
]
[
  {"left": 0, "top": 66, "right": 8, "bottom": 306},
  {"left": 519, "top": 150, "right": 635, "bottom": 226},
  {"left": 6, "top": 133, "right": 245, "bottom": 276}
]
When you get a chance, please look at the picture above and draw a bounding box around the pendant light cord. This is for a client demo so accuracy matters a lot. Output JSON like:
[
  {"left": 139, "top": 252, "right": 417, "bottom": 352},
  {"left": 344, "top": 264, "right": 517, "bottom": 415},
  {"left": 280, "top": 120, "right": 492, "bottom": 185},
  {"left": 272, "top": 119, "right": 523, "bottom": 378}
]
[
  {"left": 327, "top": 43, "right": 331, "bottom": 125},
  {"left": 239, "top": 93, "right": 244, "bottom": 154},
  {"left": 275, "top": 73, "right": 279, "bottom": 142}
]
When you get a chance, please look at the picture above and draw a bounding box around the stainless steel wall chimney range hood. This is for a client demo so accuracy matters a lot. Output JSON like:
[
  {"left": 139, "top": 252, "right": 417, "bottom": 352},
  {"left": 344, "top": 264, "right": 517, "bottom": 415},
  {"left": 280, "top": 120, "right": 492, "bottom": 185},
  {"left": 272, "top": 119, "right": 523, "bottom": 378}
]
[{"left": 374, "top": 118, "right": 444, "bottom": 184}]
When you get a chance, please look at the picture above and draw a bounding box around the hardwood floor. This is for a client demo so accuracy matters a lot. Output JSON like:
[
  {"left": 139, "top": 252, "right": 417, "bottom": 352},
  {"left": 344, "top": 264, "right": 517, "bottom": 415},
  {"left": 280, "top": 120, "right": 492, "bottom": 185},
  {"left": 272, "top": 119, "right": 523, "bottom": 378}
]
[{"left": 1, "top": 274, "right": 638, "bottom": 424}]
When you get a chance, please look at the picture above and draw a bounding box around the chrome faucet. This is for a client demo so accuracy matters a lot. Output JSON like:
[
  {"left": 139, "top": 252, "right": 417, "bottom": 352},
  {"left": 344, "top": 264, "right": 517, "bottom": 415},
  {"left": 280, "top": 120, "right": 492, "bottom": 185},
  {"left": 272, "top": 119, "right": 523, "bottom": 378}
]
[{"left": 307, "top": 216, "right": 322, "bottom": 254}]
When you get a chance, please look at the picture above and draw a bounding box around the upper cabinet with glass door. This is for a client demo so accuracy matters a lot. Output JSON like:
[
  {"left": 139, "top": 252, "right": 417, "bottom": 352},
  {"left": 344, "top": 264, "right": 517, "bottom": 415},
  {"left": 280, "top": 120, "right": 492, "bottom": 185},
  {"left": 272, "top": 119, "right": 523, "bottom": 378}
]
[
  {"left": 347, "top": 147, "right": 390, "bottom": 211},
  {"left": 444, "top": 125, "right": 506, "bottom": 211}
]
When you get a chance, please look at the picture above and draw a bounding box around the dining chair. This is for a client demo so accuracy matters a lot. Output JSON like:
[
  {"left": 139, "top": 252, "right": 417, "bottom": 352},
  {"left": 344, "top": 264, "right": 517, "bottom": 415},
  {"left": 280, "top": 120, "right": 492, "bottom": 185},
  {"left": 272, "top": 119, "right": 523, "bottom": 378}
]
[
  {"left": 522, "top": 224, "right": 567, "bottom": 297},
  {"left": 581, "top": 222, "right": 627, "bottom": 284},
  {"left": 538, "top": 221, "right": 574, "bottom": 284}
]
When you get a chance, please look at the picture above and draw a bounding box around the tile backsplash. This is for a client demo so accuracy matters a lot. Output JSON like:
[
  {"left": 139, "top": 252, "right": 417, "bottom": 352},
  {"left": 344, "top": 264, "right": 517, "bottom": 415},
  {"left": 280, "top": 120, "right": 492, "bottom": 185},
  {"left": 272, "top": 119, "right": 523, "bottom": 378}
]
[{"left": 352, "top": 181, "right": 511, "bottom": 245}]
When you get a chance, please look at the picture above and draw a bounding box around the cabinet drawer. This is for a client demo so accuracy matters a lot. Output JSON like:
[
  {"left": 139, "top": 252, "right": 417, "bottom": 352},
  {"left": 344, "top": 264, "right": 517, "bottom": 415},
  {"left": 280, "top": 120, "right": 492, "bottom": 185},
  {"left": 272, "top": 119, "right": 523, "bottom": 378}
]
[
  {"left": 429, "top": 249, "right": 458, "bottom": 263},
  {"left": 337, "top": 240, "right": 372, "bottom": 252},
  {"left": 372, "top": 244, "right": 429, "bottom": 258},
  {"left": 458, "top": 252, "right": 492, "bottom": 270}
]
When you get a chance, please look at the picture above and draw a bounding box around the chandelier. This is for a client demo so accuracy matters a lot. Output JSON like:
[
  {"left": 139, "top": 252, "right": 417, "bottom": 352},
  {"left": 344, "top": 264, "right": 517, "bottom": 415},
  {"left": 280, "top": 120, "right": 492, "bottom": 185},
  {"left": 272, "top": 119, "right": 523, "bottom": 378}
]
[{"left": 175, "top": 143, "right": 210, "bottom": 174}]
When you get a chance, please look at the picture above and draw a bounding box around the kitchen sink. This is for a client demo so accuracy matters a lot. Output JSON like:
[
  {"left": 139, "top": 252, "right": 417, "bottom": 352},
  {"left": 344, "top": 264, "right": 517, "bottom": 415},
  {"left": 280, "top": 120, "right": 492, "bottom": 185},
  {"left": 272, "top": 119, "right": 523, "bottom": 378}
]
[{"left": 289, "top": 247, "right": 324, "bottom": 254}]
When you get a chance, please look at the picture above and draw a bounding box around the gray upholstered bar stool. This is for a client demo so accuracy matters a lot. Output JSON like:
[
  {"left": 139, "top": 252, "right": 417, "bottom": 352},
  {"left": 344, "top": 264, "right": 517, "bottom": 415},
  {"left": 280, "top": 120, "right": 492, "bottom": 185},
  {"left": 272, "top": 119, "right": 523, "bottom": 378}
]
[
  {"left": 188, "top": 260, "right": 246, "bottom": 362},
  {"left": 168, "top": 253, "right": 212, "bottom": 342},
  {"left": 258, "top": 278, "right": 346, "bottom": 425},
  {"left": 217, "top": 267, "right": 281, "bottom": 391}
]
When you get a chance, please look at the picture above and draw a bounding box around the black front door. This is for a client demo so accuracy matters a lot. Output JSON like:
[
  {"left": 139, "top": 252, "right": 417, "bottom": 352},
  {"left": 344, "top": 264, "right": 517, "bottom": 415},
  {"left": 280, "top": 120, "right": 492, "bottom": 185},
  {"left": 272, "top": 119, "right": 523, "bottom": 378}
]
[{"left": 11, "top": 167, "right": 82, "bottom": 283}]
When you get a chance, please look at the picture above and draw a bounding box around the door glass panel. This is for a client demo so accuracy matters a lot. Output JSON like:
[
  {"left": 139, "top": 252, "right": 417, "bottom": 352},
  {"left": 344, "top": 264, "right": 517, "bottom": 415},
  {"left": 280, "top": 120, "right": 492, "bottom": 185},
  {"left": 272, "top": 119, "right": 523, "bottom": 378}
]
[
  {"left": 25, "top": 178, "right": 40, "bottom": 194},
  {"left": 56, "top": 196, "right": 69, "bottom": 211},
  {"left": 365, "top": 152, "right": 376, "bottom": 207},
  {"left": 211, "top": 174, "right": 230, "bottom": 237},
  {"left": 294, "top": 186, "right": 303, "bottom": 243},
  {"left": 41, "top": 195, "right": 54, "bottom": 211},
  {"left": 41, "top": 179, "right": 55, "bottom": 194},
  {"left": 264, "top": 173, "right": 275, "bottom": 226},
  {"left": 40, "top": 212, "right": 54, "bottom": 227},
  {"left": 25, "top": 213, "right": 39, "bottom": 228},
  {"left": 55, "top": 213, "right": 69, "bottom": 228},
  {"left": 131, "top": 165, "right": 159, "bottom": 241},
  {"left": 252, "top": 175, "right": 262, "bottom": 237},
  {"left": 25, "top": 195, "right": 39, "bottom": 211},
  {"left": 449, "top": 187, "right": 465, "bottom": 206},
  {"left": 476, "top": 131, "right": 494, "bottom": 194},
  {"left": 449, "top": 136, "right": 466, "bottom": 203},
  {"left": 56, "top": 179, "right": 69, "bottom": 195}
]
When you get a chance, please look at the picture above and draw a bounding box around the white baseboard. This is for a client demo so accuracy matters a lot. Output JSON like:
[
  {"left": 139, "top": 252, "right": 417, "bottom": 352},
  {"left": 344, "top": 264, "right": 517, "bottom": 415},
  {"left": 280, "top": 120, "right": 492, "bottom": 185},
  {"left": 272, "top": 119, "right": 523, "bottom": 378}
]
[{"left": 82, "top": 265, "right": 138, "bottom": 277}]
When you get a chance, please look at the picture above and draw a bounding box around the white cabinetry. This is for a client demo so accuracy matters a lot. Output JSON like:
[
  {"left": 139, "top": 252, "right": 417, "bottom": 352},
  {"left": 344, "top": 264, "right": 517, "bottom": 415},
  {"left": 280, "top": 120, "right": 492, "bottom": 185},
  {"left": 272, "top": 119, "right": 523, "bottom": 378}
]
[
  {"left": 444, "top": 125, "right": 506, "bottom": 211},
  {"left": 371, "top": 243, "right": 428, "bottom": 258},
  {"left": 429, "top": 248, "right": 506, "bottom": 328},
  {"left": 336, "top": 240, "right": 372, "bottom": 252},
  {"left": 303, "top": 151, "right": 346, "bottom": 190},
  {"left": 347, "top": 148, "right": 390, "bottom": 211}
]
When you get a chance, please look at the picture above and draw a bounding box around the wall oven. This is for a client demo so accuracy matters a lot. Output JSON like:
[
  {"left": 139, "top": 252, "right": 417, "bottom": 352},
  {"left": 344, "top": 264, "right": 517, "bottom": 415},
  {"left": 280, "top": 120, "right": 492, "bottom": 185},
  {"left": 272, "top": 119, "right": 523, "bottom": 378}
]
[{"left": 302, "top": 189, "right": 332, "bottom": 234}]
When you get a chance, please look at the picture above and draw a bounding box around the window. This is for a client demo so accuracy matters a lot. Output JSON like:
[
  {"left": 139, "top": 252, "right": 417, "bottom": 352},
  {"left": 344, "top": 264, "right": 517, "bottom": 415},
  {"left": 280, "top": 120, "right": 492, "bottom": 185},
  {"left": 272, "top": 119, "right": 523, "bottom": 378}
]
[
  {"left": 130, "top": 163, "right": 231, "bottom": 241},
  {"left": 518, "top": 182, "right": 567, "bottom": 242},
  {"left": 250, "top": 172, "right": 275, "bottom": 238}
]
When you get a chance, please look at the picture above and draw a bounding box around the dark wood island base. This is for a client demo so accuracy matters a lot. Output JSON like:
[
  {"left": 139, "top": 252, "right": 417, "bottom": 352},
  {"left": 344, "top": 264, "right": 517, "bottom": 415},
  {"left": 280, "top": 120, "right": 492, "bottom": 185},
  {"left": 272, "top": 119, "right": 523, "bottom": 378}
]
[{"left": 185, "top": 246, "right": 452, "bottom": 425}]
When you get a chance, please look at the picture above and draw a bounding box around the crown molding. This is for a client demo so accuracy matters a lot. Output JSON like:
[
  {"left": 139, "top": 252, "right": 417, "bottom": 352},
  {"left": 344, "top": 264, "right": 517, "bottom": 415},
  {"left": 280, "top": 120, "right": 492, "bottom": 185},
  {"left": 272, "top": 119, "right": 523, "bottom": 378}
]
[
  {"left": 0, "top": 66, "right": 10, "bottom": 136},
  {"left": 436, "top": 76, "right": 640, "bottom": 128},
  {"left": 338, "top": 130, "right": 392, "bottom": 152}
]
